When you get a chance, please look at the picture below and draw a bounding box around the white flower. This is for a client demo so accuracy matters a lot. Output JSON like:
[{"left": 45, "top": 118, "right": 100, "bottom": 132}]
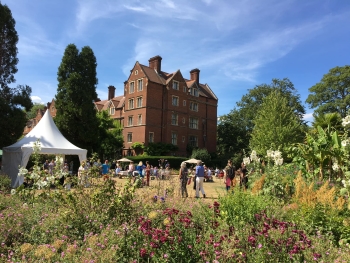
[
  {"left": 266, "top": 150, "right": 273, "bottom": 158},
  {"left": 18, "top": 167, "right": 28, "bottom": 177},
  {"left": 342, "top": 140, "right": 349, "bottom": 147},
  {"left": 36, "top": 180, "right": 48, "bottom": 189},
  {"left": 275, "top": 158, "right": 283, "bottom": 166},
  {"left": 272, "top": 150, "right": 282, "bottom": 159},
  {"left": 22, "top": 203, "right": 28, "bottom": 208},
  {"left": 243, "top": 157, "right": 251, "bottom": 165},
  {"left": 332, "top": 162, "right": 339, "bottom": 171},
  {"left": 342, "top": 180, "right": 347, "bottom": 188},
  {"left": 342, "top": 115, "right": 350, "bottom": 127},
  {"left": 11, "top": 189, "right": 16, "bottom": 195}
]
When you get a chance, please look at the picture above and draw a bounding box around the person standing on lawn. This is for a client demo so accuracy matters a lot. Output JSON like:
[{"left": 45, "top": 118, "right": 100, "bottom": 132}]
[
  {"left": 101, "top": 160, "right": 110, "bottom": 177},
  {"left": 225, "top": 160, "right": 236, "bottom": 189},
  {"left": 179, "top": 162, "right": 189, "bottom": 198},
  {"left": 145, "top": 161, "right": 151, "bottom": 186},
  {"left": 195, "top": 160, "right": 206, "bottom": 198}
]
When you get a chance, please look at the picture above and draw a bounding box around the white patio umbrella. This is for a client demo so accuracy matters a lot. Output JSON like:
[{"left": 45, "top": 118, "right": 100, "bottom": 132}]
[
  {"left": 184, "top": 158, "right": 201, "bottom": 164},
  {"left": 117, "top": 158, "right": 133, "bottom": 162}
]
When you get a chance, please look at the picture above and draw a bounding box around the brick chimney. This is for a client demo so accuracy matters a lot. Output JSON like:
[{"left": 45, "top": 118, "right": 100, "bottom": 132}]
[
  {"left": 108, "top": 85, "right": 116, "bottom": 100},
  {"left": 190, "top": 68, "right": 200, "bottom": 85},
  {"left": 148, "top": 55, "right": 162, "bottom": 72}
]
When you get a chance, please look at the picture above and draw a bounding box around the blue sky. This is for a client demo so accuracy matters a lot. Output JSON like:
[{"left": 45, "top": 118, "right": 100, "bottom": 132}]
[{"left": 4, "top": 0, "right": 350, "bottom": 122}]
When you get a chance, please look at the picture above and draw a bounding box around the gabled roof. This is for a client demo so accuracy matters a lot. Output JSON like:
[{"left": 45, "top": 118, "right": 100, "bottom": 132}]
[{"left": 137, "top": 62, "right": 218, "bottom": 101}]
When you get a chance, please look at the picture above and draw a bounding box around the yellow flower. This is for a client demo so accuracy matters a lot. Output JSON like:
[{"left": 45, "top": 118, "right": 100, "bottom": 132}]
[
  {"left": 163, "top": 217, "right": 171, "bottom": 226},
  {"left": 148, "top": 211, "right": 158, "bottom": 220},
  {"left": 66, "top": 244, "right": 77, "bottom": 255},
  {"left": 52, "top": 239, "right": 64, "bottom": 250},
  {"left": 34, "top": 245, "right": 54, "bottom": 259},
  {"left": 20, "top": 243, "right": 33, "bottom": 254}
]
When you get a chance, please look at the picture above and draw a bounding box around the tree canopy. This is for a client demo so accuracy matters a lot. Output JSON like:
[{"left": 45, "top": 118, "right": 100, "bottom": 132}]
[
  {"left": 95, "top": 110, "right": 124, "bottom": 159},
  {"left": 236, "top": 78, "right": 306, "bottom": 132},
  {"left": 217, "top": 109, "right": 250, "bottom": 157},
  {"left": 0, "top": 3, "right": 32, "bottom": 148},
  {"left": 55, "top": 44, "right": 99, "bottom": 152},
  {"left": 306, "top": 65, "right": 350, "bottom": 118},
  {"left": 249, "top": 90, "right": 305, "bottom": 158}
]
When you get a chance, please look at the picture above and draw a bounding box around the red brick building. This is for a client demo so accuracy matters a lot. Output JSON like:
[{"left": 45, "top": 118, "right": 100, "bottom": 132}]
[
  {"left": 24, "top": 56, "right": 218, "bottom": 156},
  {"left": 119, "top": 55, "right": 218, "bottom": 156}
]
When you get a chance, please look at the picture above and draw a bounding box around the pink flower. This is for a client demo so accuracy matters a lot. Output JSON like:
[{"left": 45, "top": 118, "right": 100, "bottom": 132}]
[
  {"left": 258, "top": 243, "right": 262, "bottom": 249},
  {"left": 164, "top": 254, "right": 168, "bottom": 258}
]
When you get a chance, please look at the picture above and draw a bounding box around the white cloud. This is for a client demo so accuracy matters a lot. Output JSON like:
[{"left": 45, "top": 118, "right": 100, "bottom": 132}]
[
  {"left": 303, "top": 112, "right": 314, "bottom": 124},
  {"left": 31, "top": 96, "right": 44, "bottom": 104}
]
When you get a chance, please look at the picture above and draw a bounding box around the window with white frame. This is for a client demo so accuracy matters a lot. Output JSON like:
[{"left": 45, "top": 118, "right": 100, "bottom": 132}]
[
  {"left": 110, "top": 107, "right": 115, "bottom": 115},
  {"left": 182, "top": 136, "right": 185, "bottom": 143},
  {"left": 183, "top": 86, "right": 187, "bottom": 93},
  {"left": 190, "top": 102, "right": 198, "bottom": 111},
  {"left": 189, "top": 135, "right": 198, "bottom": 147},
  {"left": 138, "top": 114, "right": 142, "bottom": 125},
  {"left": 172, "top": 81, "right": 179, "bottom": 90},
  {"left": 172, "top": 96, "right": 179, "bottom": 106},
  {"left": 149, "top": 132, "right": 154, "bottom": 143},
  {"left": 190, "top": 87, "right": 199, "bottom": 97},
  {"left": 127, "top": 133, "right": 133, "bottom": 143},
  {"left": 171, "top": 113, "right": 178, "bottom": 125},
  {"left": 129, "top": 82, "right": 135, "bottom": 93},
  {"left": 137, "top": 79, "right": 143, "bottom": 91},
  {"left": 135, "top": 70, "right": 138, "bottom": 75},
  {"left": 189, "top": 117, "right": 198, "bottom": 129},
  {"left": 128, "top": 116, "right": 133, "bottom": 126},
  {"left": 137, "top": 96, "right": 142, "bottom": 108},
  {"left": 171, "top": 132, "right": 177, "bottom": 145},
  {"left": 128, "top": 98, "right": 134, "bottom": 109},
  {"left": 183, "top": 100, "right": 186, "bottom": 106}
]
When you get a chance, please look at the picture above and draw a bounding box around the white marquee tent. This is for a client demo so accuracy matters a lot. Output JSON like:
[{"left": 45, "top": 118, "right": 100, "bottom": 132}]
[{"left": 2, "top": 110, "right": 87, "bottom": 188}]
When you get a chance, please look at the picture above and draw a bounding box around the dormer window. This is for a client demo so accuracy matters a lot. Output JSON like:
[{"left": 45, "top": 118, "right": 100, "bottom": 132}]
[
  {"left": 172, "top": 81, "right": 179, "bottom": 90},
  {"left": 110, "top": 107, "right": 115, "bottom": 115}
]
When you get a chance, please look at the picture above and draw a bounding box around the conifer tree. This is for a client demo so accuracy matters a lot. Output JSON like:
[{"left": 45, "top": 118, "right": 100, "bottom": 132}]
[{"left": 55, "top": 44, "right": 98, "bottom": 152}]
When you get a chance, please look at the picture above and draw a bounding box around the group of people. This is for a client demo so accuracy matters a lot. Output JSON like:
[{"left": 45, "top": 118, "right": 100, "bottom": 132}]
[
  {"left": 178, "top": 160, "right": 207, "bottom": 199},
  {"left": 223, "top": 160, "right": 248, "bottom": 191}
]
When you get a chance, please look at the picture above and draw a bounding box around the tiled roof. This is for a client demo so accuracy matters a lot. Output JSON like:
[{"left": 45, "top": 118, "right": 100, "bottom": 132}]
[
  {"left": 139, "top": 64, "right": 166, "bottom": 85},
  {"left": 139, "top": 63, "right": 217, "bottom": 101}
]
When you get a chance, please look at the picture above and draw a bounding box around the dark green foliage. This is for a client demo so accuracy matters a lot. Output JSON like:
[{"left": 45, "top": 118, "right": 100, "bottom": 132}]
[
  {"left": 0, "top": 2, "right": 18, "bottom": 87},
  {"left": 236, "top": 78, "right": 306, "bottom": 133},
  {"left": 0, "top": 3, "right": 33, "bottom": 148},
  {"left": 306, "top": 65, "right": 350, "bottom": 118},
  {"left": 191, "top": 148, "right": 211, "bottom": 165},
  {"left": 312, "top": 112, "right": 342, "bottom": 131},
  {"left": 144, "top": 142, "right": 178, "bottom": 156},
  {"left": 26, "top": 102, "right": 45, "bottom": 119},
  {"left": 217, "top": 109, "right": 250, "bottom": 158},
  {"left": 95, "top": 110, "right": 123, "bottom": 160},
  {"left": 55, "top": 44, "right": 99, "bottom": 152},
  {"left": 250, "top": 90, "right": 305, "bottom": 158}
]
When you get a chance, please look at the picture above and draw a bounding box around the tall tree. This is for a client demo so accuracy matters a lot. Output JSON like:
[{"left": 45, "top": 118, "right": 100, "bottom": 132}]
[
  {"left": 236, "top": 78, "right": 306, "bottom": 132},
  {"left": 95, "top": 110, "right": 124, "bottom": 159},
  {"left": 306, "top": 65, "right": 350, "bottom": 118},
  {"left": 0, "top": 3, "right": 32, "bottom": 148},
  {"left": 55, "top": 44, "right": 98, "bottom": 152},
  {"left": 250, "top": 90, "right": 305, "bottom": 158},
  {"left": 217, "top": 109, "right": 250, "bottom": 157}
]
